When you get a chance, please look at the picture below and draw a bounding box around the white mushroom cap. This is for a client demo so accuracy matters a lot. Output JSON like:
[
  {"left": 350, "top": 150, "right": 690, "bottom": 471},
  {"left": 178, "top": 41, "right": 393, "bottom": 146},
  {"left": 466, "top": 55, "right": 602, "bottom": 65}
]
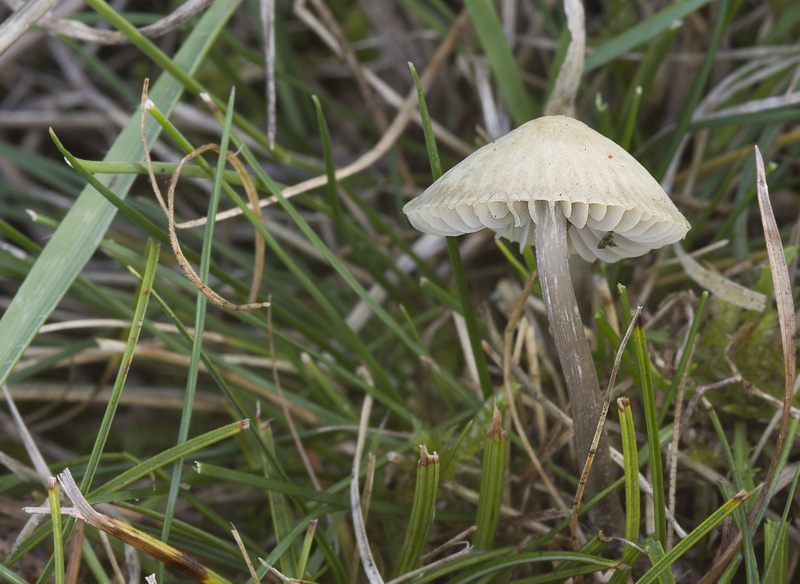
[{"left": 403, "top": 115, "right": 691, "bottom": 262}]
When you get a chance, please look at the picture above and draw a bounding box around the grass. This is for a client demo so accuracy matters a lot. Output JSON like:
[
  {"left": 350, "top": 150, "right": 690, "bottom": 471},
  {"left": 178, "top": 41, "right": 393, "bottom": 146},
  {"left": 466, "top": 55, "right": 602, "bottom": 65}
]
[{"left": 0, "top": 0, "right": 799, "bottom": 582}]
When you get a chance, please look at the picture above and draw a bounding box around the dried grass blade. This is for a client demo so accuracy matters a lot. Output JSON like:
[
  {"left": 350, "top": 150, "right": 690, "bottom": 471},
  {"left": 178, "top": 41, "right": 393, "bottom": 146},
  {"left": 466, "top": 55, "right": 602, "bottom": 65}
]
[
  {"left": 673, "top": 244, "right": 766, "bottom": 311},
  {"left": 462, "top": 0, "right": 535, "bottom": 125},
  {"left": 177, "top": 13, "right": 467, "bottom": 228},
  {"left": 351, "top": 394, "right": 384, "bottom": 584},
  {"left": 144, "top": 110, "right": 268, "bottom": 312},
  {"left": 54, "top": 469, "right": 234, "bottom": 584},
  {"left": 544, "top": 0, "right": 585, "bottom": 117},
  {"left": 0, "top": 0, "right": 61, "bottom": 57},
  {"left": 699, "top": 146, "right": 800, "bottom": 583},
  {"left": 37, "top": 0, "right": 212, "bottom": 45},
  {"left": 1, "top": 384, "right": 51, "bottom": 480},
  {"left": 571, "top": 306, "right": 641, "bottom": 551},
  {"left": 755, "top": 146, "right": 796, "bottom": 410},
  {"left": 748, "top": 146, "right": 796, "bottom": 515}
]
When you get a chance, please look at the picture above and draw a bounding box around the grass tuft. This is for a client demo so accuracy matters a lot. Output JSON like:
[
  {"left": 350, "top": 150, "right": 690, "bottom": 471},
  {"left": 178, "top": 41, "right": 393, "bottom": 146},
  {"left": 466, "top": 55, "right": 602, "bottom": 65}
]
[{"left": 1, "top": 1, "right": 799, "bottom": 582}]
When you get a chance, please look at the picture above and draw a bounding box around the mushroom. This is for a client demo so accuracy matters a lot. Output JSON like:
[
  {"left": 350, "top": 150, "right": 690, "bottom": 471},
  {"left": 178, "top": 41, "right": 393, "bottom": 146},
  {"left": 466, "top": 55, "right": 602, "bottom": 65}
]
[{"left": 404, "top": 115, "right": 690, "bottom": 527}]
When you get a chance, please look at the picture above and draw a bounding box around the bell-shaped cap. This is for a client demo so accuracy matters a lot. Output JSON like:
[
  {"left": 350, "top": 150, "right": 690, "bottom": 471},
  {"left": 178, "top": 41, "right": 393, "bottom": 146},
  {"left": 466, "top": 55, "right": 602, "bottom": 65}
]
[{"left": 403, "top": 115, "right": 690, "bottom": 262}]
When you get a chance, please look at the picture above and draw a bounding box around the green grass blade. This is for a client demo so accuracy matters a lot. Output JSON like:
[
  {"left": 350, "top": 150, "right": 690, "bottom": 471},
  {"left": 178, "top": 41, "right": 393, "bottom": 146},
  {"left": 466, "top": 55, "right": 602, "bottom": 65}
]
[
  {"left": 607, "top": 397, "right": 640, "bottom": 584},
  {"left": 640, "top": 536, "right": 677, "bottom": 584},
  {"left": 80, "top": 539, "right": 111, "bottom": 584},
  {"left": 461, "top": 0, "right": 535, "bottom": 125},
  {"left": 59, "top": 36, "right": 139, "bottom": 105},
  {"left": 617, "top": 21, "right": 681, "bottom": 129},
  {"left": 763, "top": 520, "right": 789, "bottom": 584},
  {"left": 425, "top": 550, "right": 623, "bottom": 583},
  {"left": 0, "top": 563, "right": 32, "bottom": 584},
  {"left": 26, "top": 240, "right": 157, "bottom": 584},
  {"left": 585, "top": 0, "right": 714, "bottom": 72},
  {"left": 91, "top": 420, "right": 249, "bottom": 498},
  {"left": 81, "top": 240, "right": 159, "bottom": 491},
  {"left": 410, "top": 63, "right": 443, "bottom": 178},
  {"left": 0, "top": 141, "right": 84, "bottom": 194},
  {"left": 636, "top": 490, "right": 749, "bottom": 584},
  {"left": 654, "top": 0, "right": 735, "bottom": 181},
  {"left": 159, "top": 88, "right": 238, "bottom": 569},
  {"left": 718, "top": 481, "right": 758, "bottom": 584},
  {"left": 410, "top": 62, "right": 494, "bottom": 400},
  {"left": 439, "top": 419, "right": 474, "bottom": 478},
  {"left": 763, "top": 448, "right": 800, "bottom": 584},
  {"left": 619, "top": 86, "right": 642, "bottom": 151},
  {"left": 632, "top": 312, "right": 667, "bottom": 547},
  {"left": 260, "top": 509, "right": 330, "bottom": 576},
  {"left": 495, "top": 239, "right": 531, "bottom": 280},
  {"left": 296, "top": 519, "right": 317, "bottom": 580},
  {"left": 262, "top": 423, "right": 300, "bottom": 578},
  {"left": 195, "top": 462, "right": 396, "bottom": 514},
  {"left": 312, "top": 96, "right": 343, "bottom": 228}
]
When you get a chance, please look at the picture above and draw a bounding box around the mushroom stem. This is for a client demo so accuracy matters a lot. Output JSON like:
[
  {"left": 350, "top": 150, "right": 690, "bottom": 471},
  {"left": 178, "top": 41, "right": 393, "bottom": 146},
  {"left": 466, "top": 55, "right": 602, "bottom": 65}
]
[{"left": 533, "top": 201, "right": 622, "bottom": 532}]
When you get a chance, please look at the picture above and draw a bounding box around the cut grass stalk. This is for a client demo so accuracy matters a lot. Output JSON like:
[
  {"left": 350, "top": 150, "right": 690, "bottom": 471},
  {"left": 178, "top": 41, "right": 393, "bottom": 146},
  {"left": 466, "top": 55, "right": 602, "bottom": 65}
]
[
  {"left": 472, "top": 407, "right": 508, "bottom": 549},
  {"left": 47, "top": 478, "right": 64, "bottom": 584},
  {"left": 392, "top": 445, "right": 440, "bottom": 578}
]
